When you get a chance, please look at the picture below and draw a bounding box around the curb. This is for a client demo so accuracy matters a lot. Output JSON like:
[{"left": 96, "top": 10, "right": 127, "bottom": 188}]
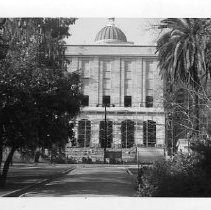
[
  {"left": 1, "top": 167, "right": 76, "bottom": 197},
  {"left": 126, "top": 168, "right": 137, "bottom": 185},
  {"left": 126, "top": 168, "right": 141, "bottom": 197}
]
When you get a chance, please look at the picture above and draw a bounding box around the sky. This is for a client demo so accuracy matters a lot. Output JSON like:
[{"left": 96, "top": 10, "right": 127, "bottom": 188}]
[{"left": 66, "top": 18, "right": 162, "bottom": 45}]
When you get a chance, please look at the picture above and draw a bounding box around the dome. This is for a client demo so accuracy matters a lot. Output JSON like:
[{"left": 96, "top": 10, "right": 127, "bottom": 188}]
[{"left": 95, "top": 18, "right": 127, "bottom": 43}]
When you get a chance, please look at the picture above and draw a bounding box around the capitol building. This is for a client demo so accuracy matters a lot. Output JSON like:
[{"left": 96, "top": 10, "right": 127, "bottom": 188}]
[{"left": 65, "top": 18, "right": 165, "bottom": 162}]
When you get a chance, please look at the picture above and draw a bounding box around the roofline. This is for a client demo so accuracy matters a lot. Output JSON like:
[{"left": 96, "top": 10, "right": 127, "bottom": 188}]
[{"left": 65, "top": 44, "right": 157, "bottom": 48}]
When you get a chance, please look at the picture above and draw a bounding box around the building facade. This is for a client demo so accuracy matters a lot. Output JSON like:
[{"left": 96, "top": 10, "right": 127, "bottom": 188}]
[{"left": 65, "top": 19, "right": 165, "bottom": 162}]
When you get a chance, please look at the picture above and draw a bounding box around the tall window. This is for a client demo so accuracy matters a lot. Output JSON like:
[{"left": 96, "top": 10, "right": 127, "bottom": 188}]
[
  {"left": 124, "top": 96, "right": 132, "bottom": 107},
  {"left": 121, "top": 120, "right": 135, "bottom": 148},
  {"left": 99, "top": 121, "right": 113, "bottom": 148},
  {"left": 143, "top": 120, "right": 156, "bottom": 146},
  {"left": 125, "top": 60, "right": 133, "bottom": 96},
  {"left": 82, "top": 60, "right": 91, "bottom": 78},
  {"left": 103, "top": 60, "right": 112, "bottom": 95},
  {"left": 81, "top": 95, "right": 89, "bottom": 106},
  {"left": 146, "top": 96, "right": 153, "bottom": 107},
  {"left": 103, "top": 95, "right": 110, "bottom": 106},
  {"left": 146, "top": 61, "right": 154, "bottom": 101},
  {"left": 78, "top": 119, "right": 91, "bottom": 147},
  {"left": 81, "top": 59, "right": 92, "bottom": 95}
]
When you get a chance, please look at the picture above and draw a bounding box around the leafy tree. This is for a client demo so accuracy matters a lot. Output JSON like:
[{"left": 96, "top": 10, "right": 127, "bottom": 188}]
[
  {"left": 157, "top": 18, "right": 211, "bottom": 136},
  {"left": 0, "top": 18, "right": 82, "bottom": 187}
]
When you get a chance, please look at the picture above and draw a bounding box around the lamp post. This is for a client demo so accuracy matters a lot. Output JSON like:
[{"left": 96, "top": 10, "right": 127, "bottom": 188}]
[
  {"left": 98, "top": 102, "right": 115, "bottom": 163},
  {"left": 104, "top": 103, "right": 107, "bottom": 163}
]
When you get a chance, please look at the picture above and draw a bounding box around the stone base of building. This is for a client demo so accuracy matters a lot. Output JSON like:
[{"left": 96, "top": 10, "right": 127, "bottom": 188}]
[{"left": 65, "top": 146, "right": 165, "bottom": 164}]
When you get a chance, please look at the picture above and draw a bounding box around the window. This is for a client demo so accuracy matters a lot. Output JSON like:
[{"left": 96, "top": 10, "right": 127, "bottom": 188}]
[
  {"left": 121, "top": 120, "right": 135, "bottom": 148},
  {"left": 82, "top": 60, "right": 91, "bottom": 78},
  {"left": 124, "top": 60, "right": 133, "bottom": 95},
  {"left": 82, "top": 95, "right": 89, "bottom": 106},
  {"left": 125, "top": 71, "right": 132, "bottom": 79},
  {"left": 103, "top": 60, "right": 113, "bottom": 75},
  {"left": 146, "top": 96, "right": 153, "bottom": 107},
  {"left": 146, "top": 61, "right": 154, "bottom": 97},
  {"left": 103, "top": 61, "right": 112, "bottom": 95},
  {"left": 125, "top": 79, "right": 132, "bottom": 90},
  {"left": 103, "top": 78, "right": 111, "bottom": 90},
  {"left": 103, "top": 95, "right": 110, "bottom": 106},
  {"left": 124, "top": 96, "right": 132, "bottom": 107},
  {"left": 78, "top": 119, "right": 91, "bottom": 147},
  {"left": 99, "top": 121, "right": 113, "bottom": 148}
]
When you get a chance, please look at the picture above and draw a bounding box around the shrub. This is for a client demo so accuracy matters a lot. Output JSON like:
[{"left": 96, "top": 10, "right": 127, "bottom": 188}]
[
  {"left": 66, "top": 157, "right": 77, "bottom": 164},
  {"left": 138, "top": 153, "right": 211, "bottom": 197}
]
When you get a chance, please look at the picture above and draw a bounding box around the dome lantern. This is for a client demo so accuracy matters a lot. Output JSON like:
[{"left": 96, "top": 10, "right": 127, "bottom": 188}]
[{"left": 107, "top": 17, "right": 115, "bottom": 26}]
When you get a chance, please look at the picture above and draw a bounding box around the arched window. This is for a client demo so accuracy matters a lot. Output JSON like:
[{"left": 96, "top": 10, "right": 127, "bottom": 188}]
[
  {"left": 99, "top": 121, "right": 113, "bottom": 148},
  {"left": 143, "top": 120, "right": 156, "bottom": 147},
  {"left": 121, "top": 120, "right": 135, "bottom": 148},
  {"left": 78, "top": 119, "right": 91, "bottom": 147}
]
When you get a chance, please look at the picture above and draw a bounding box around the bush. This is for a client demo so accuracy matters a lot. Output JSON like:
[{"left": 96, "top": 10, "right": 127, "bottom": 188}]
[
  {"left": 66, "top": 157, "right": 77, "bottom": 164},
  {"left": 51, "top": 153, "right": 67, "bottom": 164},
  {"left": 82, "top": 157, "right": 92, "bottom": 164},
  {"left": 138, "top": 153, "right": 211, "bottom": 197}
]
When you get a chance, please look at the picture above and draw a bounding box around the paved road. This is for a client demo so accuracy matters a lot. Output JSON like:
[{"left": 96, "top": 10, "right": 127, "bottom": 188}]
[
  {"left": 0, "top": 164, "right": 74, "bottom": 196},
  {"left": 21, "top": 166, "right": 137, "bottom": 197}
]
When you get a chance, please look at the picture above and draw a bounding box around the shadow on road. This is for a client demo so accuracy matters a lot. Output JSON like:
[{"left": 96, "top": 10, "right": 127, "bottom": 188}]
[{"left": 24, "top": 167, "right": 137, "bottom": 197}]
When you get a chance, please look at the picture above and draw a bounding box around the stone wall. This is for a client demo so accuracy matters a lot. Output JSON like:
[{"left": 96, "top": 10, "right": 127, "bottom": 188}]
[
  {"left": 65, "top": 147, "right": 165, "bottom": 163},
  {"left": 67, "top": 56, "right": 163, "bottom": 109},
  {"left": 75, "top": 111, "right": 165, "bottom": 147},
  {"left": 66, "top": 45, "right": 165, "bottom": 154}
]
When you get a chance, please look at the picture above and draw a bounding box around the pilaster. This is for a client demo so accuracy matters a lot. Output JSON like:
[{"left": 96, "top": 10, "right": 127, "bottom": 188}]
[
  {"left": 112, "top": 122, "right": 121, "bottom": 148},
  {"left": 90, "top": 121, "right": 100, "bottom": 147},
  {"left": 135, "top": 121, "right": 143, "bottom": 145}
]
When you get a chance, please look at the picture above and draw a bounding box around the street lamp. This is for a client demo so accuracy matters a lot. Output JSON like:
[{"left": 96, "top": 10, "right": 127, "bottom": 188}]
[
  {"left": 103, "top": 103, "right": 115, "bottom": 163},
  {"left": 97, "top": 102, "right": 115, "bottom": 163},
  {"left": 104, "top": 103, "right": 107, "bottom": 163}
]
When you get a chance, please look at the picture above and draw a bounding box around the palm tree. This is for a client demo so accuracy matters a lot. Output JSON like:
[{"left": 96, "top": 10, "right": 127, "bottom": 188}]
[{"left": 157, "top": 18, "right": 211, "bottom": 136}]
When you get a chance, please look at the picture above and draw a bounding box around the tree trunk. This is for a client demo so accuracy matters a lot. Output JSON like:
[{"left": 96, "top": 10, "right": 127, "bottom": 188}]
[
  {"left": 0, "top": 146, "right": 16, "bottom": 188},
  {"left": 0, "top": 123, "right": 3, "bottom": 170},
  {"left": 194, "top": 91, "right": 200, "bottom": 136},
  {"left": 192, "top": 61, "right": 200, "bottom": 137},
  {"left": 0, "top": 140, "right": 3, "bottom": 170}
]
